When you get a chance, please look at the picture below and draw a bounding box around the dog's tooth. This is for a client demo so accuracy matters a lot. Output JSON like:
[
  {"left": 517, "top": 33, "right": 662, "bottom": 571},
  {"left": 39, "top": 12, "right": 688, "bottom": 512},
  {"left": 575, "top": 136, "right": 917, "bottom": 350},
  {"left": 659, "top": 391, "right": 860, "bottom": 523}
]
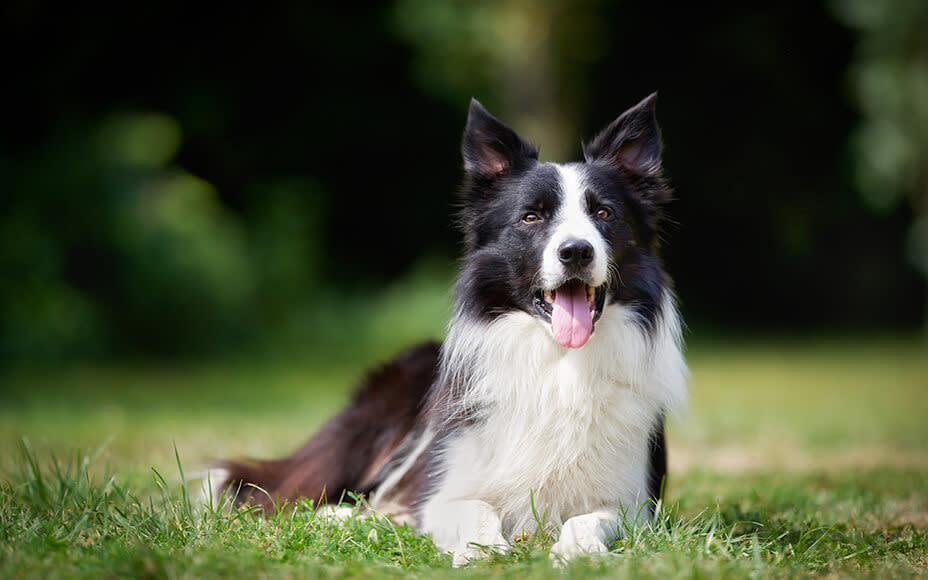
[{"left": 544, "top": 290, "right": 554, "bottom": 304}]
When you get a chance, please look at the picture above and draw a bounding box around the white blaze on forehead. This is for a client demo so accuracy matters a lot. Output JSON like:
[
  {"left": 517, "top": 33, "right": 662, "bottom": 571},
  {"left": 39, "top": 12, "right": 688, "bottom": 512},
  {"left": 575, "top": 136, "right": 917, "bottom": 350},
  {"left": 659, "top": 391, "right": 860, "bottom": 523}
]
[{"left": 541, "top": 164, "right": 609, "bottom": 289}]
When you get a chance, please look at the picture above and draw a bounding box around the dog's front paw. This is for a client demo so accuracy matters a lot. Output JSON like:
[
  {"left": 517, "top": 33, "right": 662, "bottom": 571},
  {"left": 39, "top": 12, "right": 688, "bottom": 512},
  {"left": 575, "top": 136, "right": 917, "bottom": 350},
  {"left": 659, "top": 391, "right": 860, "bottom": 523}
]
[
  {"left": 427, "top": 498, "right": 510, "bottom": 567},
  {"left": 549, "top": 536, "right": 607, "bottom": 565},
  {"left": 450, "top": 533, "right": 509, "bottom": 567},
  {"left": 549, "top": 514, "right": 611, "bottom": 565}
]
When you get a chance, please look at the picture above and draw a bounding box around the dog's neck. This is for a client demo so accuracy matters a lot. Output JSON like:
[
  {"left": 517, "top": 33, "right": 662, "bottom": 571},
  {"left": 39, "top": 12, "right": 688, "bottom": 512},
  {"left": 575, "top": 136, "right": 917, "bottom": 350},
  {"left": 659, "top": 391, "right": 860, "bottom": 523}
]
[{"left": 436, "top": 291, "right": 688, "bottom": 424}]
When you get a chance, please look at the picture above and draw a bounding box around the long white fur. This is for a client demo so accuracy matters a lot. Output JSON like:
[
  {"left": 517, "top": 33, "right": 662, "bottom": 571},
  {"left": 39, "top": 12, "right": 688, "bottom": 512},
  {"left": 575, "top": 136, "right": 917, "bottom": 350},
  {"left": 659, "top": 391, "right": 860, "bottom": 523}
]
[{"left": 421, "top": 290, "right": 687, "bottom": 561}]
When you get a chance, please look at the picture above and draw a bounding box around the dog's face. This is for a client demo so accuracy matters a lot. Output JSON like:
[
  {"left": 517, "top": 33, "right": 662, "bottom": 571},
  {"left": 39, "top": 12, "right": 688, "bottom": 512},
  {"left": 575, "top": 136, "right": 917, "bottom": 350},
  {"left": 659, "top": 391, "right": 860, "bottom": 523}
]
[{"left": 456, "top": 94, "right": 672, "bottom": 348}]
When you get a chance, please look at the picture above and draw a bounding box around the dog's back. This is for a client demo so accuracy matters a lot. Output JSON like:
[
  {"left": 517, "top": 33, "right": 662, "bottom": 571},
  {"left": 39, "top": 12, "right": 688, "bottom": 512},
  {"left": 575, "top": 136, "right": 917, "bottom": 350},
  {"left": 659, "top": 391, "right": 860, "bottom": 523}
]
[{"left": 212, "top": 342, "right": 439, "bottom": 510}]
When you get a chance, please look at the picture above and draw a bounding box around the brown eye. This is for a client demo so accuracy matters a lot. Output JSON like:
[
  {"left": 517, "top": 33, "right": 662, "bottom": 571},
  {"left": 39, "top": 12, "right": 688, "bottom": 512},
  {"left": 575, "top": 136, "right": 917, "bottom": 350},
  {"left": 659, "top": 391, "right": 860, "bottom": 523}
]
[
  {"left": 522, "top": 213, "right": 540, "bottom": 223},
  {"left": 595, "top": 207, "right": 611, "bottom": 220}
]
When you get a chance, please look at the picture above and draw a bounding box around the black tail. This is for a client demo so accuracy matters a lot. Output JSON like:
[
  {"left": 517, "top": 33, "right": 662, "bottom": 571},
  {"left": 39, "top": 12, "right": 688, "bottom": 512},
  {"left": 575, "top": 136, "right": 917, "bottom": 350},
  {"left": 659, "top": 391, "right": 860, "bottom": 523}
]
[{"left": 215, "top": 342, "right": 441, "bottom": 512}]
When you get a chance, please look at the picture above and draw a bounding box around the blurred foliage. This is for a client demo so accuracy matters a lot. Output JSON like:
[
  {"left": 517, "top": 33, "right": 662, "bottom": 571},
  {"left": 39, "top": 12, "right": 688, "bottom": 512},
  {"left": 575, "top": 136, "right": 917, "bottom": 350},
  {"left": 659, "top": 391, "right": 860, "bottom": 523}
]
[
  {"left": 1, "top": 1, "right": 925, "bottom": 364},
  {"left": 0, "top": 112, "right": 328, "bottom": 360},
  {"left": 831, "top": 0, "right": 928, "bottom": 286},
  {"left": 393, "top": 0, "right": 605, "bottom": 159}
]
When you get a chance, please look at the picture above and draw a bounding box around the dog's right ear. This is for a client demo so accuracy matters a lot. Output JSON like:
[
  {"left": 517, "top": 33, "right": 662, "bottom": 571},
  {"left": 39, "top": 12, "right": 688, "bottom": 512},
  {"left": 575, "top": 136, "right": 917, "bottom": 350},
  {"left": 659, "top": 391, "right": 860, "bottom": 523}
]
[{"left": 462, "top": 99, "right": 538, "bottom": 179}]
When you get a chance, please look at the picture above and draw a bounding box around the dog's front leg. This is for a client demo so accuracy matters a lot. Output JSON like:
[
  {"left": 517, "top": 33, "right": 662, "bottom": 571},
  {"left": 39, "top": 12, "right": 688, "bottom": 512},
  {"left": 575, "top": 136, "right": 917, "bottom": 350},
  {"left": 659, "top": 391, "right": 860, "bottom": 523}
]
[
  {"left": 423, "top": 499, "right": 509, "bottom": 566},
  {"left": 549, "top": 510, "right": 618, "bottom": 563}
]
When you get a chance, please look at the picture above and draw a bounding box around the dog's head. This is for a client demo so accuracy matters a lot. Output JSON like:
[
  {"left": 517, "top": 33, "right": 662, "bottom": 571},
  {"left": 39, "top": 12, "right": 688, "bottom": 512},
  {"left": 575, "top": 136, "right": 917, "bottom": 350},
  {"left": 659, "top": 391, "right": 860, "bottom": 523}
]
[{"left": 456, "top": 94, "right": 672, "bottom": 348}]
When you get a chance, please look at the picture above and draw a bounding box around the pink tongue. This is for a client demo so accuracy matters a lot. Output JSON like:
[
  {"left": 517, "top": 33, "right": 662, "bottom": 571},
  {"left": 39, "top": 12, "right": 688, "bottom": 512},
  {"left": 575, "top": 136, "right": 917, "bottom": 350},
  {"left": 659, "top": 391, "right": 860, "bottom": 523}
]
[{"left": 551, "top": 281, "right": 592, "bottom": 348}]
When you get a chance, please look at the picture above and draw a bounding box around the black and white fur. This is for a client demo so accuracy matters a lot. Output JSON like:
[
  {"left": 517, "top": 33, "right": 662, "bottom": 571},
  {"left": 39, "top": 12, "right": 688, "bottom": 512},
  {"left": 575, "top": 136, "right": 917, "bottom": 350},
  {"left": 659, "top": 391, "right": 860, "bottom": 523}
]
[{"left": 209, "top": 94, "right": 687, "bottom": 565}]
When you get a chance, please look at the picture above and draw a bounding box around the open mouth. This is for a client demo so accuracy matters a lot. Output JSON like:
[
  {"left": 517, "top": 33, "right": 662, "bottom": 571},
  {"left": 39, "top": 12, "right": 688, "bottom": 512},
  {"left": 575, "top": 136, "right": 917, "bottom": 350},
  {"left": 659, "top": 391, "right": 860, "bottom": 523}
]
[{"left": 533, "top": 279, "right": 606, "bottom": 349}]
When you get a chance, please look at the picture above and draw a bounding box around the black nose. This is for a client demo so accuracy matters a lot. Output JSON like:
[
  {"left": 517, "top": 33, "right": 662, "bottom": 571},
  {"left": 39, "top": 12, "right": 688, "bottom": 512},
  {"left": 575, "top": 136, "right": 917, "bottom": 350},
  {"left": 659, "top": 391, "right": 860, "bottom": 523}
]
[{"left": 558, "top": 239, "right": 594, "bottom": 268}]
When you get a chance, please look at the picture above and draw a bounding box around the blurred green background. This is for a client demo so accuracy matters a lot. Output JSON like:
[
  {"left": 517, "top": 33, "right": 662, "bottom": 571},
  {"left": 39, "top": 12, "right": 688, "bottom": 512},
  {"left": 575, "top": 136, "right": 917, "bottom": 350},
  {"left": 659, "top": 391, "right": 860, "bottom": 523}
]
[
  {"left": 3, "top": 6, "right": 927, "bottom": 576},
  {"left": 1, "top": 0, "right": 926, "bottom": 366}
]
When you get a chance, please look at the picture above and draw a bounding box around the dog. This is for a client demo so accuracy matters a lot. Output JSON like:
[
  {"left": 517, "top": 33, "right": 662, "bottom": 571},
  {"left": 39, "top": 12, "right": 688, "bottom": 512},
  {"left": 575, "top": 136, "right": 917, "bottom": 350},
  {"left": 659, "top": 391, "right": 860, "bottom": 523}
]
[{"left": 207, "top": 93, "right": 687, "bottom": 564}]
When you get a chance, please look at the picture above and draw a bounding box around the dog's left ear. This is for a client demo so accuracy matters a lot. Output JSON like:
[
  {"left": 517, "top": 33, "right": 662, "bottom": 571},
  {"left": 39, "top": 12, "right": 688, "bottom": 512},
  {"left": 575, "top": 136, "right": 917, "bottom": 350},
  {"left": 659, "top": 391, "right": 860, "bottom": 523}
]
[{"left": 583, "top": 92, "right": 662, "bottom": 176}]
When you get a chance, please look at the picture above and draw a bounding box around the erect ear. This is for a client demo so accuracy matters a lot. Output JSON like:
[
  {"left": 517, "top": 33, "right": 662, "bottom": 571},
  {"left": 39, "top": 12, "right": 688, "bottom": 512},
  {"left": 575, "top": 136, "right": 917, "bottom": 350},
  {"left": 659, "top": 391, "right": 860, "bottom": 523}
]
[
  {"left": 583, "top": 92, "right": 662, "bottom": 176},
  {"left": 462, "top": 98, "right": 538, "bottom": 179}
]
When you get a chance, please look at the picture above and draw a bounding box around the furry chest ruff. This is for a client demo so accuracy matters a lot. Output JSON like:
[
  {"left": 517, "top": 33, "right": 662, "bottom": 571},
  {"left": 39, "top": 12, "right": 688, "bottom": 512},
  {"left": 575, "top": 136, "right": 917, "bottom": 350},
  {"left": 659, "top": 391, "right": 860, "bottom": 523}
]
[{"left": 210, "top": 93, "right": 688, "bottom": 565}]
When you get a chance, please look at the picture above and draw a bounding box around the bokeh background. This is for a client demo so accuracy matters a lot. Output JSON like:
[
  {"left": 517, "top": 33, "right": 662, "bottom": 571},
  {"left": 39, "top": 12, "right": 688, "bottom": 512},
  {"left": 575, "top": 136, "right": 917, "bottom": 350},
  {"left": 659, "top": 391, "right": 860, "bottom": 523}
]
[
  {"left": 3, "top": 0, "right": 926, "bottom": 368},
  {"left": 3, "top": 6, "right": 927, "bottom": 575}
]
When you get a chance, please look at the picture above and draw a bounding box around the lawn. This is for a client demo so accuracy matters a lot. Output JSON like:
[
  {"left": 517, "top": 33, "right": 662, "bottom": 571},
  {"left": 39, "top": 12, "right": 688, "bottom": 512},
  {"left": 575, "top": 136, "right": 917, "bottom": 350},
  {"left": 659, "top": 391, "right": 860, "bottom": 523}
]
[{"left": 1, "top": 335, "right": 926, "bottom": 578}]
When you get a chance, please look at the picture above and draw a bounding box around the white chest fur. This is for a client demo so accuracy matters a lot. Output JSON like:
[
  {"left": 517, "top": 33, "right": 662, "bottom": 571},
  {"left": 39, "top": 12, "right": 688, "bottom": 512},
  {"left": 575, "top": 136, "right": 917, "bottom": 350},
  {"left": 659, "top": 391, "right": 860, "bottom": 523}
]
[{"left": 423, "top": 293, "right": 687, "bottom": 539}]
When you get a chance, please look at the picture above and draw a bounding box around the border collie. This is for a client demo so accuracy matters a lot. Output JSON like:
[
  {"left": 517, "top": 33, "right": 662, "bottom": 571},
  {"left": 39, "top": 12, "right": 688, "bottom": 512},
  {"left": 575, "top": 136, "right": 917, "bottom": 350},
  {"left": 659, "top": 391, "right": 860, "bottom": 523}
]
[{"left": 208, "top": 93, "right": 687, "bottom": 564}]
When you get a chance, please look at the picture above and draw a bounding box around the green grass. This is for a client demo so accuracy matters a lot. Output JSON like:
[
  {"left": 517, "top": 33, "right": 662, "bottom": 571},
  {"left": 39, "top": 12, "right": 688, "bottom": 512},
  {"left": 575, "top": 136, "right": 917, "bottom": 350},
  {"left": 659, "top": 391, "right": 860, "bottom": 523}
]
[{"left": 2, "top": 335, "right": 927, "bottom": 578}]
